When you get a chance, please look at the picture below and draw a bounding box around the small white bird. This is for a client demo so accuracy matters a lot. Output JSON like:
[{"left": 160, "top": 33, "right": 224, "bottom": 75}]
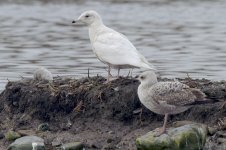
[
  {"left": 72, "top": 10, "right": 156, "bottom": 82},
  {"left": 33, "top": 67, "right": 53, "bottom": 82},
  {"left": 136, "top": 71, "right": 207, "bottom": 136}
]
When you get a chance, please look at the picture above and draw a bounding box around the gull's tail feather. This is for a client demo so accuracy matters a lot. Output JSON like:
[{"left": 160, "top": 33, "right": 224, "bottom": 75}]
[
  {"left": 185, "top": 98, "right": 213, "bottom": 106},
  {"left": 185, "top": 89, "right": 213, "bottom": 106},
  {"left": 191, "top": 88, "right": 207, "bottom": 100},
  {"left": 138, "top": 54, "right": 157, "bottom": 71}
]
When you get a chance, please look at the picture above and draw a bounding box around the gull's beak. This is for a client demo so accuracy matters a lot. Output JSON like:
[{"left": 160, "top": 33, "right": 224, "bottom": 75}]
[{"left": 72, "top": 19, "right": 82, "bottom": 24}]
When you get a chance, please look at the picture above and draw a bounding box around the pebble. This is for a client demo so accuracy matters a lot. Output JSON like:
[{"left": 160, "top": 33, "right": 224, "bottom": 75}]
[
  {"left": 38, "top": 123, "right": 50, "bottom": 132},
  {"left": 5, "top": 130, "right": 21, "bottom": 141}
]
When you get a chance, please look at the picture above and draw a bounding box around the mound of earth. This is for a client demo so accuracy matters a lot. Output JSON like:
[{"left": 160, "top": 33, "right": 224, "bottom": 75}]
[{"left": 0, "top": 76, "right": 225, "bottom": 149}]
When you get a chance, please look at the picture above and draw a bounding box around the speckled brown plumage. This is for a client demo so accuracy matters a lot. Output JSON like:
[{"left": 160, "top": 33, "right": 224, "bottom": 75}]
[
  {"left": 151, "top": 82, "right": 206, "bottom": 107},
  {"left": 137, "top": 71, "right": 207, "bottom": 136}
]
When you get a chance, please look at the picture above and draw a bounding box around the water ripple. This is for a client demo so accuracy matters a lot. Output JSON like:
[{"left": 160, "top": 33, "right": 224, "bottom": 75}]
[{"left": 0, "top": 1, "right": 226, "bottom": 90}]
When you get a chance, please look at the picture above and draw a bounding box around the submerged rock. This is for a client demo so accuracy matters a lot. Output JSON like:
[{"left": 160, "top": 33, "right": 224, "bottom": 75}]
[
  {"left": 136, "top": 123, "right": 207, "bottom": 150},
  {"left": 7, "top": 136, "right": 44, "bottom": 150},
  {"left": 5, "top": 131, "right": 21, "bottom": 141}
]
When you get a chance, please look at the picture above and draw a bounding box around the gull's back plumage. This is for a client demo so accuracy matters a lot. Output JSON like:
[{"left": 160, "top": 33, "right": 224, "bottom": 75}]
[{"left": 90, "top": 26, "right": 155, "bottom": 69}]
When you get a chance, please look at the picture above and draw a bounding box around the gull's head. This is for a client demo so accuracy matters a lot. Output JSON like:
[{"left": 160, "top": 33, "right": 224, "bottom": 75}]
[
  {"left": 136, "top": 71, "right": 158, "bottom": 86},
  {"left": 72, "top": 10, "right": 102, "bottom": 26}
]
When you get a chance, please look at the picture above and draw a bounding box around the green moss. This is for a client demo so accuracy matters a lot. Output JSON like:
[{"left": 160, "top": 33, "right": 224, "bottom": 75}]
[
  {"left": 136, "top": 124, "right": 207, "bottom": 150},
  {"left": 195, "top": 126, "right": 208, "bottom": 146},
  {"left": 5, "top": 131, "right": 21, "bottom": 141},
  {"left": 173, "top": 125, "right": 207, "bottom": 150},
  {"left": 136, "top": 132, "right": 178, "bottom": 150}
]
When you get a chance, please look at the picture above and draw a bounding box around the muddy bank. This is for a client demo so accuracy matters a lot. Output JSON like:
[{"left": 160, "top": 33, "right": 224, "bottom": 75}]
[{"left": 0, "top": 76, "right": 226, "bottom": 149}]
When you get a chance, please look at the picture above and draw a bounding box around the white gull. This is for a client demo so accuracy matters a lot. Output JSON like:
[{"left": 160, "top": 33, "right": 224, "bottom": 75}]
[{"left": 73, "top": 10, "right": 156, "bottom": 82}]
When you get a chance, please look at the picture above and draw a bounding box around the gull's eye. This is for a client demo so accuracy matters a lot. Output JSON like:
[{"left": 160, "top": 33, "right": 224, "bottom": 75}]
[
  {"left": 85, "top": 15, "right": 90, "bottom": 18},
  {"left": 140, "top": 76, "right": 145, "bottom": 80}
]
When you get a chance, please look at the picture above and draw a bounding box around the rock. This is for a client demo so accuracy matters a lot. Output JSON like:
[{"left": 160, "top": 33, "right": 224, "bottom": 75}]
[
  {"left": 207, "top": 126, "right": 218, "bottom": 135},
  {"left": 108, "top": 131, "right": 115, "bottom": 135},
  {"left": 205, "top": 137, "right": 226, "bottom": 150},
  {"left": 51, "top": 137, "right": 62, "bottom": 148},
  {"left": 136, "top": 123, "right": 207, "bottom": 150},
  {"left": 7, "top": 136, "right": 44, "bottom": 150},
  {"left": 102, "top": 143, "right": 116, "bottom": 150},
  {"left": 107, "top": 138, "right": 114, "bottom": 143},
  {"left": 216, "top": 131, "right": 226, "bottom": 138},
  {"left": 38, "top": 123, "right": 50, "bottom": 132},
  {"left": 52, "top": 141, "right": 62, "bottom": 147},
  {"left": 217, "top": 138, "right": 226, "bottom": 144},
  {"left": 172, "top": 120, "right": 196, "bottom": 128},
  {"left": 17, "top": 130, "right": 36, "bottom": 136},
  {"left": 33, "top": 67, "right": 53, "bottom": 82},
  {"left": 61, "top": 142, "right": 83, "bottom": 150},
  {"left": 5, "top": 131, "right": 21, "bottom": 141},
  {"left": 0, "top": 132, "right": 4, "bottom": 139}
]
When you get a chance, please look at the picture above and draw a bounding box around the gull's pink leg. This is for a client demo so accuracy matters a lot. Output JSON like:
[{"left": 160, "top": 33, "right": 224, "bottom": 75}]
[{"left": 155, "top": 113, "right": 168, "bottom": 136}]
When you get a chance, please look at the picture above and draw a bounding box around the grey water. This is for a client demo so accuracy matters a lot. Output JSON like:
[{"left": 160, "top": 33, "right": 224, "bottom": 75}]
[{"left": 0, "top": 0, "right": 226, "bottom": 90}]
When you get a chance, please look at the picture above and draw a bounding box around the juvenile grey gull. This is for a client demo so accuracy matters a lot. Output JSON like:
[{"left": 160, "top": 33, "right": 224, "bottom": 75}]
[
  {"left": 33, "top": 67, "right": 53, "bottom": 82},
  {"left": 72, "top": 10, "right": 156, "bottom": 82},
  {"left": 136, "top": 71, "right": 207, "bottom": 136}
]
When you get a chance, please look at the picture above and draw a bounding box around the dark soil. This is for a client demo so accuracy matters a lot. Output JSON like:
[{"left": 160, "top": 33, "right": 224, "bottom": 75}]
[{"left": 0, "top": 76, "right": 226, "bottom": 149}]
